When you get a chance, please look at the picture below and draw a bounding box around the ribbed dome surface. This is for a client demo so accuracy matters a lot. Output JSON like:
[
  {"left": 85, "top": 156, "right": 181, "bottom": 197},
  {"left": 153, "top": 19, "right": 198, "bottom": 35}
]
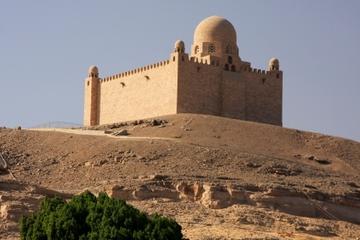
[{"left": 194, "top": 16, "right": 236, "bottom": 44}]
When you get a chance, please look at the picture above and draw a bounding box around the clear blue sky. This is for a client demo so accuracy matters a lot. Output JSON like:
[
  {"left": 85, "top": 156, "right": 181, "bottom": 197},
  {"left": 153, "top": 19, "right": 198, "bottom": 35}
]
[{"left": 1, "top": 1, "right": 359, "bottom": 141}]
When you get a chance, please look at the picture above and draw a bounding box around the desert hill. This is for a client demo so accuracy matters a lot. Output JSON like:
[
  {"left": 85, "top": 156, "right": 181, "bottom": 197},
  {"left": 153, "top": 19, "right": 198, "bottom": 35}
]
[
  {"left": 1, "top": 114, "right": 360, "bottom": 239},
  {"left": 30, "top": 121, "right": 82, "bottom": 129}
]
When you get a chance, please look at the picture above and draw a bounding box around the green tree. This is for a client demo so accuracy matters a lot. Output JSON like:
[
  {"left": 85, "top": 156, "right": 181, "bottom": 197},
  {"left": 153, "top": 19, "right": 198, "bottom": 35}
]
[{"left": 20, "top": 191, "right": 182, "bottom": 240}]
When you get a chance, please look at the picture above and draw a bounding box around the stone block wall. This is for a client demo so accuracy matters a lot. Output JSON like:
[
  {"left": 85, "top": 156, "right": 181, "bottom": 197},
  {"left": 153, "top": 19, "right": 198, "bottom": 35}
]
[
  {"left": 177, "top": 56, "right": 223, "bottom": 115},
  {"left": 176, "top": 55, "right": 282, "bottom": 125},
  {"left": 221, "top": 71, "right": 246, "bottom": 120},
  {"left": 83, "top": 55, "right": 282, "bottom": 126},
  {"left": 96, "top": 59, "right": 178, "bottom": 125},
  {"left": 244, "top": 70, "right": 282, "bottom": 125},
  {"left": 83, "top": 77, "right": 100, "bottom": 126}
]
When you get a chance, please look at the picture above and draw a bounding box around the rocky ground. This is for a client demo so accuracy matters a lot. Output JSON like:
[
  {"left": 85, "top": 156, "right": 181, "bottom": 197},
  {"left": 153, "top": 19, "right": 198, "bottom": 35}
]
[{"left": 0, "top": 114, "right": 360, "bottom": 239}]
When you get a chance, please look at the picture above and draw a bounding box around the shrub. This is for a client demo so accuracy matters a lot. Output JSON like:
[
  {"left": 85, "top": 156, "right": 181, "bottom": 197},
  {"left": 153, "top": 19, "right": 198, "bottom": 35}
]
[{"left": 20, "top": 191, "right": 182, "bottom": 240}]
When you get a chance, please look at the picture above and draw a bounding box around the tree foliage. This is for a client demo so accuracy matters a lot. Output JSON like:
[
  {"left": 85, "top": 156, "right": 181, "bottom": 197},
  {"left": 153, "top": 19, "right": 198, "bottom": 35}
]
[{"left": 20, "top": 191, "right": 182, "bottom": 240}]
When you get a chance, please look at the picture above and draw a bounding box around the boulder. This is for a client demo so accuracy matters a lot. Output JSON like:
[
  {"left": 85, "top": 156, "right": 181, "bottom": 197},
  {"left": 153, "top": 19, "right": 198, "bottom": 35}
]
[{"left": 113, "top": 129, "right": 129, "bottom": 136}]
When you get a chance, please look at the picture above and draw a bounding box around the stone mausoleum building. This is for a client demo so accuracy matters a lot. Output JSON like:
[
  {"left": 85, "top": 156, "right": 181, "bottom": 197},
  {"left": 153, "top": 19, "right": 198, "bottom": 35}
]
[{"left": 84, "top": 16, "right": 283, "bottom": 127}]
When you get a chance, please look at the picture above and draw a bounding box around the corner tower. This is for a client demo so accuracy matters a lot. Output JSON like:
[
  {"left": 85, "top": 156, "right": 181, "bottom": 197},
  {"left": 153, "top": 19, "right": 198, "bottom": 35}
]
[{"left": 83, "top": 65, "right": 100, "bottom": 126}]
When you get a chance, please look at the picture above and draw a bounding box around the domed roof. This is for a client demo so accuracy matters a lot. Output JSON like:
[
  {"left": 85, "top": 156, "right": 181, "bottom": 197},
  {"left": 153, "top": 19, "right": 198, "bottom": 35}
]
[
  {"left": 174, "top": 40, "right": 185, "bottom": 53},
  {"left": 268, "top": 58, "right": 280, "bottom": 71},
  {"left": 269, "top": 58, "right": 279, "bottom": 65},
  {"left": 88, "top": 65, "right": 98, "bottom": 74},
  {"left": 174, "top": 40, "right": 185, "bottom": 48},
  {"left": 174, "top": 40, "right": 185, "bottom": 52},
  {"left": 193, "top": 16, "right": 237, "bottom": 44}
]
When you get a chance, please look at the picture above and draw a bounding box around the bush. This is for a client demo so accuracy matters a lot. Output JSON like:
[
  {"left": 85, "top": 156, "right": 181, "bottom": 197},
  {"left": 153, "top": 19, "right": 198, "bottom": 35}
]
[{"left": 20, "top": 191, "right": 182, "bottom": 240}]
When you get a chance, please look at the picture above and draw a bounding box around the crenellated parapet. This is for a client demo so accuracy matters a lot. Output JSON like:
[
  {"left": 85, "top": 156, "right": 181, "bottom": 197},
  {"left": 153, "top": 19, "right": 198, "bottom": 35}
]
[
  {"left": 100, "top": 59, "right": 171, "bottom": 84},
  {"left": 187, "top": 56, "right": 219, "bottom": 66},
  {"left": 237, "top": 58, "right": 282, "bottom": 78}
]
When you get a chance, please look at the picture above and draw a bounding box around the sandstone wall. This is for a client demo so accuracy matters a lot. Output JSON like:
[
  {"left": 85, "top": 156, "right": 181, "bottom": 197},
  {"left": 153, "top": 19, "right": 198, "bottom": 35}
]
[
  {"left": 244, "top": 70, "right": 282, "bottom": 125},
  {"left": 177, "top": 57, "right": 223, "bottom": 115},
  {"left": 84, "top": 55, "right": 282, "bottom": 126},
  {"left": 83, "top": 80, "right": 92, "bottom": 126},
  {"left": 83, "top": 77, "right": 100, "bottom": 126},
  {"left": 221, "top": 71, "right": 246, "bottom": 119},
  {"left": 97, "top": 60, "right": 178, "bottom": 124},
  {"left": 176, "top": 57, "right": 282, "bottom": 125}
]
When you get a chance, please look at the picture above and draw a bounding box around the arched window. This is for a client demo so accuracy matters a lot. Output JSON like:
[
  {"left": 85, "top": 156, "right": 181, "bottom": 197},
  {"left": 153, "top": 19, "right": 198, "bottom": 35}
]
[
  {"left": 194, "top": 45, "right": 199, "bottom": 54},
  {"left": 228, "top": 56, "right": 233, "bottom": 64},
  {"left": 231, "top": 65, "right": 236, "bottom": 72},
  {"left": 224, "top": 64, "right": 229, "bottom": 71}
]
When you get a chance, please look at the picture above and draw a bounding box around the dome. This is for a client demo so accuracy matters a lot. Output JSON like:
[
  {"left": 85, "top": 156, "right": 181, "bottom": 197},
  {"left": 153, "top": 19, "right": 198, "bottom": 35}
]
[
  {"left": 269, "top": 58, "right": 279, "bottom": 65},
  {"left": 193, "top": 16, "right": 237, "bottom": 45},
  {"left": 174, "top": 40, "right": 185, "bottom": 53},
  {"left": 88, "top": 65, "right": 99, "bottom": 78},
  {"left": 268, "top": 58, "right": 280, "bottom": 71},
  {"left": 88, "top": 65, "right": 98, "bottom": 74}
]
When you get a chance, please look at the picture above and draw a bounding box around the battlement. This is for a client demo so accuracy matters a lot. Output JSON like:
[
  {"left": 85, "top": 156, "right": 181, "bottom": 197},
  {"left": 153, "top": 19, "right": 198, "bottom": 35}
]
[
  {"left": 100, "top": 59, "right": 171, "bottom": 83},
  {"left": 187, "top": 57, "right": 215, "bottom": 66},
  {"left": 182, "top": 55, "right": 280, "bottom": 77},
  {"left": 171, "top": 54, "right": 220, "bottom": 67},
  {"left": 234, "top": 65, "right": 282, "bottom": 78}
]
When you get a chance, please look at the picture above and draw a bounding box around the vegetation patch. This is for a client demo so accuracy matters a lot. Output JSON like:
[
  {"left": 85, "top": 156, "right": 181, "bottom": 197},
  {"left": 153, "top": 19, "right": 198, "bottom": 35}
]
[{"left": 20, "top": 191, "right": 182, "bottom": 240}]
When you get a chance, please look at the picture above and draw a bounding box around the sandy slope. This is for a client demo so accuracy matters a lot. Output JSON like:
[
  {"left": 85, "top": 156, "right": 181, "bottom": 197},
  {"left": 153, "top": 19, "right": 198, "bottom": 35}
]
[{"left": 1, "top": 114, "right": 359, "bottom": 239}]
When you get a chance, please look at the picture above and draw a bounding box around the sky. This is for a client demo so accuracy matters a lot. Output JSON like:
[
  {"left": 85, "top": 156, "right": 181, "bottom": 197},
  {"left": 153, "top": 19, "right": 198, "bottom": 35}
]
[{"left": 0, "top": 0, "right": 359, "bottom": 141}]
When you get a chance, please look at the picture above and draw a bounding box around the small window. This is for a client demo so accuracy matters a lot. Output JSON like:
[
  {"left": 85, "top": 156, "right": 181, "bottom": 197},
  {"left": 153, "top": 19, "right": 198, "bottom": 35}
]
[
  {"left": 173, "top": 56, "right": 175, "bottom": 61},
  {"left": 231, "top": 65, "right": 236, "bottom": 72},
  {"left": 262, "top": 78, "right": 266, "bottom": 84},
  {"left": 87, "top": 81, "right": 90, "bottom": 86},
  {"left": 228, "top": 56, "right": 233, "bottom": 64},
  {"left": 224, "top": 64, "right": 229, "bottom": 71},
  {"left": 276, "top": 73, "right": 280, "bottom": 78},
  {"left": 226, "top": 45, "right": 232, "bottom": 54},
  {"left": 208, "top": 44, "right": 216, "bottom": 53}
]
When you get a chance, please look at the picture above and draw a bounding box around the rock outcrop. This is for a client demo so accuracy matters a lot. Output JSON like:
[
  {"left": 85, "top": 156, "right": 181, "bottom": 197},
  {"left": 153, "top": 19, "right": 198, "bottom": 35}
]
[{"left": 106, "top": 178, "right": 360, "bottom": 224}]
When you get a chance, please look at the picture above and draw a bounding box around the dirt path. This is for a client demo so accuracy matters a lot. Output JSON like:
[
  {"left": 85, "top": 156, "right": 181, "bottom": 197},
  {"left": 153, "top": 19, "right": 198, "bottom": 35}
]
[{"left": 28, "top": 128, "right": 177, "bottom": 141}]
